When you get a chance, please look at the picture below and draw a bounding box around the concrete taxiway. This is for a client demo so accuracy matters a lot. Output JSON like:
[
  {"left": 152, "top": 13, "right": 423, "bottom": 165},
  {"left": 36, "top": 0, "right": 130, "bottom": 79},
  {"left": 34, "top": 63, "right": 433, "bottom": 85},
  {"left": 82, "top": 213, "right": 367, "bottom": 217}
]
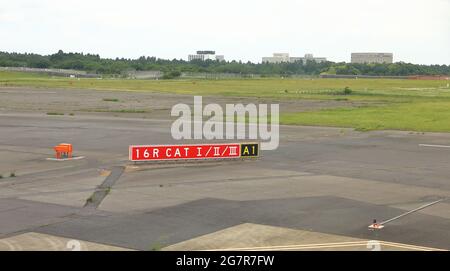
[{"left": 0, "top": 88, "right": 449, "bottom": 251}]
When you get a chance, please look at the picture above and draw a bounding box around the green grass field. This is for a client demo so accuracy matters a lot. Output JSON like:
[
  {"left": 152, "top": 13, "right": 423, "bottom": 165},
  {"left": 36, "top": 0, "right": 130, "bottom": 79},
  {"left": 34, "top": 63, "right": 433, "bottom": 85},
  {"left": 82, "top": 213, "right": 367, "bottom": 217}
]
[{"left": 1, "top": 71, "right": 450, "bottom": 132}]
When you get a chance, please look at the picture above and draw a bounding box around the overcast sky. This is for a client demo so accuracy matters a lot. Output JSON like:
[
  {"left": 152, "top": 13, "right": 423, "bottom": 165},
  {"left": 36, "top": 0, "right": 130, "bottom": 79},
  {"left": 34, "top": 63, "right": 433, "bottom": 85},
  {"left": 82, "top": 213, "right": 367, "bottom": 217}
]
[{"left": 1, "top": 0, "right": 449, "bottom": 64}]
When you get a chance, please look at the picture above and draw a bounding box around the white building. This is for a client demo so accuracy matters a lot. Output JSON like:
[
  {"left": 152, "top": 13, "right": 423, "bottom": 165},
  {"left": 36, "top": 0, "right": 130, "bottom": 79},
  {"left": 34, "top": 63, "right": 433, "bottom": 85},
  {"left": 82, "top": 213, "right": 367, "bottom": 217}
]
[
  {"left": 351, "top": 53, "right": 393, "bottom": 64},
  {"left": 188, "top": 51, "right": 225, "bottom": 62},
  {"left": 262, "top": 53, "right": 327, "bottom": 64},
  {"left": 262, "top": 53, "right": 290, "bottom": 63}
]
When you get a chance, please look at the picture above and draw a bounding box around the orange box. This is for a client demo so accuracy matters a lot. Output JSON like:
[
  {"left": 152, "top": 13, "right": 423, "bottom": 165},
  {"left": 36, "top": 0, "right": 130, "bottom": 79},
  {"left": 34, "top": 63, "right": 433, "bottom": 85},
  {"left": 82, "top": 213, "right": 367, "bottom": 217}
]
[{"left": 54, "top": 143, "right": 73, "bottom": 159}]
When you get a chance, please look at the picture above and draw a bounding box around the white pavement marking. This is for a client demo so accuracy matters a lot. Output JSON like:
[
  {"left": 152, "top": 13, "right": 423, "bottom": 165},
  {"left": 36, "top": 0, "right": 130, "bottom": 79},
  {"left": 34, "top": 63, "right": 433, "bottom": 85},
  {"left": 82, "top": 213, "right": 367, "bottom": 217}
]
[
  {"left": 46, "top": 156, "right": 85, "bottom": 161},
  {"left": 419, "top": 144, "right": 450, "bottom": 149},
  {"left": 379, "top": 198, "right": 447, "bottom": 226}
]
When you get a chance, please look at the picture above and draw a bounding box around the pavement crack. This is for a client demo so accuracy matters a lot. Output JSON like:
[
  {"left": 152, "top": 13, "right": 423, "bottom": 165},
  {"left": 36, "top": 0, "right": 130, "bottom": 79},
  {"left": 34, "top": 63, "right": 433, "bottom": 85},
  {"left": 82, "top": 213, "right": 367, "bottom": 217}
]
[{"left": 84, "top": 166, "right": 124, "bottom": 209}]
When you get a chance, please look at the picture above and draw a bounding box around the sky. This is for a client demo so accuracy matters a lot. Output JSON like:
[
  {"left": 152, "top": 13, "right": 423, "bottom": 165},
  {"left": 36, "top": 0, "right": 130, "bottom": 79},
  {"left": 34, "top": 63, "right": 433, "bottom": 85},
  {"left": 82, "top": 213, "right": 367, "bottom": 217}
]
[{"left": 0, "top": 0, "right": 449, "bottom": 64}]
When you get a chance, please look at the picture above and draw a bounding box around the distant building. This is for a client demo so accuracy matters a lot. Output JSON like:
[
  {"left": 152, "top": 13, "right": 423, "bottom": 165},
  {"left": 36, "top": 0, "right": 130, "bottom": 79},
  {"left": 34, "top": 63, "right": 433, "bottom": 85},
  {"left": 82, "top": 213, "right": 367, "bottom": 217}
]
[
  {"left": 351, "top": 53, "right": 393, "bottom": 64},
  {"left": 262, "top": 53, "right": 327, "bottom": 64},
  {"left": 188, "top": 50, "right": 225, "bottom": 61},
  {"left": 126, "top": 70, "right": 163, "bottom": 79},
  {"left": 215, "top": 55, "right": 225, "bottom": 61}
]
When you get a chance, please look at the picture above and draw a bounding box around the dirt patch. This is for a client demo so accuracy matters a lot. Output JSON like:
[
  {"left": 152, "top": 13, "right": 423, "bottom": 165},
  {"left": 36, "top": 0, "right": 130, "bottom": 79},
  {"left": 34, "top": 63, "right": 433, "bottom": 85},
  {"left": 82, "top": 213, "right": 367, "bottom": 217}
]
[{"left": 0, "top": 87, "right": 369, "bottom": 119}]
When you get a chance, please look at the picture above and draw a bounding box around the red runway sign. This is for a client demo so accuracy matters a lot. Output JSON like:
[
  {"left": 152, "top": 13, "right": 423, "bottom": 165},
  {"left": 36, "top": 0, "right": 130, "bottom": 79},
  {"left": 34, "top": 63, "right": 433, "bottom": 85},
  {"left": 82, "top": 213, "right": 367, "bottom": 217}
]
[{"left": 129, "top": 143, "right": 258, "bottom": 161}]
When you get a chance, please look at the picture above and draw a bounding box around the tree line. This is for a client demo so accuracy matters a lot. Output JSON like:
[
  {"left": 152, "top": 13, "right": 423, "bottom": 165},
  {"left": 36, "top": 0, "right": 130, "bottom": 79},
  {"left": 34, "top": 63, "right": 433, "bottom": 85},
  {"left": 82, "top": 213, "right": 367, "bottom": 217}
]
[{"left": 1, "top": 50, "right": 449, "bottom": 77}]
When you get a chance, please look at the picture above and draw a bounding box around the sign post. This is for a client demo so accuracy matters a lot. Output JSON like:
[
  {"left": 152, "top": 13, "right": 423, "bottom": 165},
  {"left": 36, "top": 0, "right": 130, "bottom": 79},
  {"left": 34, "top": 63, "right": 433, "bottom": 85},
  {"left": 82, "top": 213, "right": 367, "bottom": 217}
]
[{"left": 129, "top": 143, "right": 259, "bottom": 162}]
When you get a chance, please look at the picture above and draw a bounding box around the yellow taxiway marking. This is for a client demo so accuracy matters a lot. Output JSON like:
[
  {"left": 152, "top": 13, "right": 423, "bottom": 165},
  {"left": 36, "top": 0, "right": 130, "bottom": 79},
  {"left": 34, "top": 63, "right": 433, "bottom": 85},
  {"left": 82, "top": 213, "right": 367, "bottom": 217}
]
[
  {"left": 204, "top": 240, "right": 446, "bottom": 251},
  {"left": 206, "top": 241, "right": 368, "bottom": 251},
  {"left": 380, "top": 241, "right": 446, "bottom": 251}
]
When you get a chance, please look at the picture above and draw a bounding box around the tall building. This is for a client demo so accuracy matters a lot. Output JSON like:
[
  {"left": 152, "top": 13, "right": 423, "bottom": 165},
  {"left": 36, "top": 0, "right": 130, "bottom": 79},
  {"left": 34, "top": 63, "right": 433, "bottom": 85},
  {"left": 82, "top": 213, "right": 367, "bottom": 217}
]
[
  {"left": 351, "top": 53, "right": 393, "bottom": 64},
  {"left": 188, "top": 50, "right": 225, "bottom": 61},
  {"left": 262, "top": 53, "right": 327, "bottom": 64}
]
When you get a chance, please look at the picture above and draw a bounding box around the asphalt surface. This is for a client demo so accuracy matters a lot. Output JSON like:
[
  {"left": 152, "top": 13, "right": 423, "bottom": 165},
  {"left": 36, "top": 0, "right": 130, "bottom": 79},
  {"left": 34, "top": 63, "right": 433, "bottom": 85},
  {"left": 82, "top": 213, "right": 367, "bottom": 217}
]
[{"left": 1, "top": 92, "right": 450, "bottom": 250}]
